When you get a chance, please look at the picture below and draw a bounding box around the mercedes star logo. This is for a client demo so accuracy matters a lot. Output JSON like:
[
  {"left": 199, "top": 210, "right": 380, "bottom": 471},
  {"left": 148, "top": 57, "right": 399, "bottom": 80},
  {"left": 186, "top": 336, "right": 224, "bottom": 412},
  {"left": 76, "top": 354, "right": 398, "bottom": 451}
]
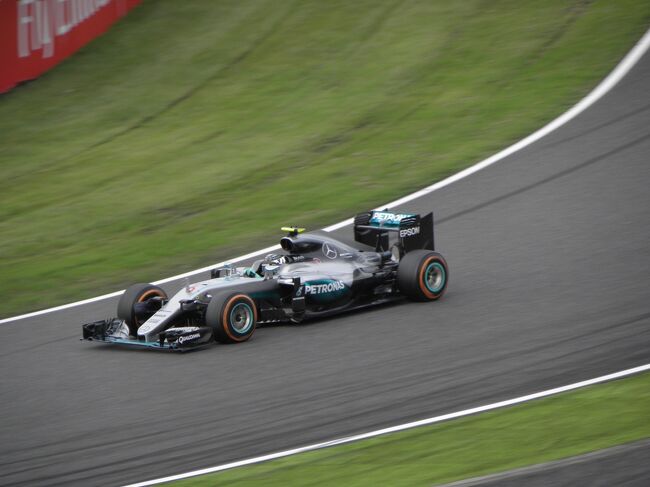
[{"left": 322, "top": 242, "right": 338, "bottom": 259}]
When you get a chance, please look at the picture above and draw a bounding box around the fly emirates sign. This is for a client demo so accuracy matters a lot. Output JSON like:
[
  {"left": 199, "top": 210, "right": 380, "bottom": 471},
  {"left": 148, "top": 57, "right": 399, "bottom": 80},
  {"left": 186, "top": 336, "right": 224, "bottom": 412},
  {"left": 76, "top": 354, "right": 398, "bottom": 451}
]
[
  {"left": 17, "top": 0, "right": 112, "bottom": 59},
  {"left": 0, "top": 0, "right": 141, "bottom": 92}
]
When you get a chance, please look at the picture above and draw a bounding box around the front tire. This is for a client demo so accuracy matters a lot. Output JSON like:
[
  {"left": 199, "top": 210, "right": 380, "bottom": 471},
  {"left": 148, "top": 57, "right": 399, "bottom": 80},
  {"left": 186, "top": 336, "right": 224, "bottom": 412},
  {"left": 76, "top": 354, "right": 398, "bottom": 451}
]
[
  {"left": 206, "top": 293, "right": 257, "bottom": 344},
  {"left": 397, "top": 250, "right": 448, "bottom": 301},
  {"left": 117, "top": 283, "right": 168, "bottom": 336}
]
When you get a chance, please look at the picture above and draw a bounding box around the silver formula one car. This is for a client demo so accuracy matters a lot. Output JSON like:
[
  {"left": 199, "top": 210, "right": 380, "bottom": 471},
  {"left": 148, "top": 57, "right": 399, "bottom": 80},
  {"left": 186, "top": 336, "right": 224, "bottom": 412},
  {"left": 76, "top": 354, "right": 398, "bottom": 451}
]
[{"left": 82, "top": 210, "right": 449, "bottom": 351}]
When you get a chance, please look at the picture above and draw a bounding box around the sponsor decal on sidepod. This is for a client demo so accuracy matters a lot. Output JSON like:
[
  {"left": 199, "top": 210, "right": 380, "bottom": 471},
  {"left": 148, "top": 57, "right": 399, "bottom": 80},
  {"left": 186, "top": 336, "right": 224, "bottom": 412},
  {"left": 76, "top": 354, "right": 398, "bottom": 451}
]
[{"left": 304, "top": 280, "right": 345, "bottom": 295}]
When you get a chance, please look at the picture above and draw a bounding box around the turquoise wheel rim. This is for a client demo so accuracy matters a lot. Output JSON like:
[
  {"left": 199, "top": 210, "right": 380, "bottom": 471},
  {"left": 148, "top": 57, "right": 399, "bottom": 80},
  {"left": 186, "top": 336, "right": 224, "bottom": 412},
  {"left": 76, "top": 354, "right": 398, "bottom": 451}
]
[
  {"left": 229, "top": 302, "right": 254, "bottom": 334},
  {"left": 424, "top": 261, "right": 446, "bottom": 294}
]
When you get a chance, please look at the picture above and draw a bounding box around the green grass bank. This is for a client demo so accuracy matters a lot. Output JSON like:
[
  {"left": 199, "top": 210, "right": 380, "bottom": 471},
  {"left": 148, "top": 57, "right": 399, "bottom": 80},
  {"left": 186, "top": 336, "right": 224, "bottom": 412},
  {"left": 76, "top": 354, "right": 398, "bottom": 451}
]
[
  {"left": 172, "top": 371, "right": 650, "bottom": 486},
  {"left": 1, "top": 0, "right": 649, "bottom": 316}
]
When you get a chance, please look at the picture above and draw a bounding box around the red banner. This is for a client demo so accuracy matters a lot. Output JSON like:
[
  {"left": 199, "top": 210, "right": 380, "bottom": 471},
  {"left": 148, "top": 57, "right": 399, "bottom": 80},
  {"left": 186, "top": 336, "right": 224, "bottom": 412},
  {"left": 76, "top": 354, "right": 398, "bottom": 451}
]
[{"left": 0, "top": 0, "right": 141, "bottom": 93}]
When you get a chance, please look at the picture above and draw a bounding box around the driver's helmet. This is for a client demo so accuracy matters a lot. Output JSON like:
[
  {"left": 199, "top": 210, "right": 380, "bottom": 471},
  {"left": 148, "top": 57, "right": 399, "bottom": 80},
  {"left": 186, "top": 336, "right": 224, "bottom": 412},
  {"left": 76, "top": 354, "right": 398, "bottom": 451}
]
[
  {"left": 264, "top": 253, "right": 287, "bottom": 266},
  {"left": 261, "top": 253, "right": 285, "bottom": 277}
]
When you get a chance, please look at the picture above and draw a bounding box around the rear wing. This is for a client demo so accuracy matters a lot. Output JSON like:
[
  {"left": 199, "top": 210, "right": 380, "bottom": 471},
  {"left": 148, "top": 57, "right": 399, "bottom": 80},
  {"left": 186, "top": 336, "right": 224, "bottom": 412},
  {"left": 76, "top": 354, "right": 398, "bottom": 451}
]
[{"left": 353, "top": 210, "right": 434, "bottom": 254}]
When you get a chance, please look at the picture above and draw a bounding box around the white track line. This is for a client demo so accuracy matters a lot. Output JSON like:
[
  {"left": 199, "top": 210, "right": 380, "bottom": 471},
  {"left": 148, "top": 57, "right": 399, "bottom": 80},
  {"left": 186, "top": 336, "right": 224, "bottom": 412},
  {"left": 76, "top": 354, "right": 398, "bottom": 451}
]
[
  {"left": 123, "top": 363, "right": 650, "bottom": 486},
  {"left": 2, "top": 28, "right": 649, "bottom": 326}
]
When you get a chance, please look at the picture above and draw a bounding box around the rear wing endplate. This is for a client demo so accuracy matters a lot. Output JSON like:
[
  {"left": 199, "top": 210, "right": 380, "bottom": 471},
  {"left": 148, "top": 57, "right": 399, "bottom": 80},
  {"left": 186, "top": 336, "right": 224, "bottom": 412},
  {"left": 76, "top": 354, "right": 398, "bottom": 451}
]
[{"left": 353, "top": 210, "right": 434, "bottom": 253}]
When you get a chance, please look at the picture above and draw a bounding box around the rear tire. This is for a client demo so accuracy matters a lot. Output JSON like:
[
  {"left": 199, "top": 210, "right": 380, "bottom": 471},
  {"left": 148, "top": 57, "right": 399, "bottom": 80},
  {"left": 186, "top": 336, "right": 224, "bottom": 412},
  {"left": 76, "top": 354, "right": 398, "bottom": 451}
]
[
  {"left": 117, "top": 283, "right": 168, "bottom": 336},
  {"left": 206, "top": 293, "right": 257, "bottom": 344},
  {"left": 397, "top": 250, "right": 448, "bottom": 301}
]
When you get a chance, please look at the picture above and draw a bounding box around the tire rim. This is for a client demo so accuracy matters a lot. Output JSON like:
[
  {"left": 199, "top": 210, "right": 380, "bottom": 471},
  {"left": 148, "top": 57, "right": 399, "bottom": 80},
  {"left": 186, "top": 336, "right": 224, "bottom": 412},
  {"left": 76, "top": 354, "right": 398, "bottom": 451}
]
[
  {"left": 424, "top": 262, "right": 445, "bottom": 294},
  {"left": 230, "top": 302, "right": 254, "bottom": 334}
]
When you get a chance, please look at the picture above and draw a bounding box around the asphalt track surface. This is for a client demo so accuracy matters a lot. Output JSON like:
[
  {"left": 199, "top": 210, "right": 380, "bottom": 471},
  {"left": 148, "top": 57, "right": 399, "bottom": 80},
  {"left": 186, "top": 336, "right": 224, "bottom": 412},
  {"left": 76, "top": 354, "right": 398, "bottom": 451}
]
[{"left": 2, "top": 50, "right": 650, "bottom": 487}]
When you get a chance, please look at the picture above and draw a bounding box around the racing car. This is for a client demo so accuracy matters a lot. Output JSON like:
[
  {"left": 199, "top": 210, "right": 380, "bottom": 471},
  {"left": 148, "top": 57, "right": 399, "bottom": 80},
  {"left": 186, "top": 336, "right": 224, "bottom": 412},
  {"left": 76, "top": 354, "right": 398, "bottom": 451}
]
[{"left": 82, "top": 210, "right": 448, "bottom": 351}]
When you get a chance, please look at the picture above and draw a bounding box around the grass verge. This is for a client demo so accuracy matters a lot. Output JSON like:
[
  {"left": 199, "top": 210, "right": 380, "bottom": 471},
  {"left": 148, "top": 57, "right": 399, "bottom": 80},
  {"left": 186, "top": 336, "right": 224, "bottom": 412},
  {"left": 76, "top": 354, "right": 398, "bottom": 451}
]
[
  {"left": 170, "top": 371, "right": 650, "bottom": 486},
  {"left": 1, "top": 0, "right": 649, "bottom": 316}
]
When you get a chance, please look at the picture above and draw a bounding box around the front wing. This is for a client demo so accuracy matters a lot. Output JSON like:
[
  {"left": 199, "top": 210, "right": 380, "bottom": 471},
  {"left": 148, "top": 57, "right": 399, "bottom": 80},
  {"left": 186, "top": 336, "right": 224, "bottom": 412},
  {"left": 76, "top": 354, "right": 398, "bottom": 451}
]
[{"left": 82, "top": 319, "right": 213, "bottom": 352}]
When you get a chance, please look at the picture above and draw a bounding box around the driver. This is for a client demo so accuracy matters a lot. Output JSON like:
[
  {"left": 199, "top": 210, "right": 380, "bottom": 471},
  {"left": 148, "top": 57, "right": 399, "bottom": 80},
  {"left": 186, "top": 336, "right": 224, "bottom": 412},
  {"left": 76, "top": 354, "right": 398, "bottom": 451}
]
[
  {"left": 264, "top": 253, "right": 287, "bottom": 266},
  {"left": 253, "top": 253, "right": 284, "bottom": 278},
  {"left": 258, "top": 253, "right": 307, "bottom": 277},
  {"left": 264, "top": 253, "right": 307, "bottom": 266}
]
